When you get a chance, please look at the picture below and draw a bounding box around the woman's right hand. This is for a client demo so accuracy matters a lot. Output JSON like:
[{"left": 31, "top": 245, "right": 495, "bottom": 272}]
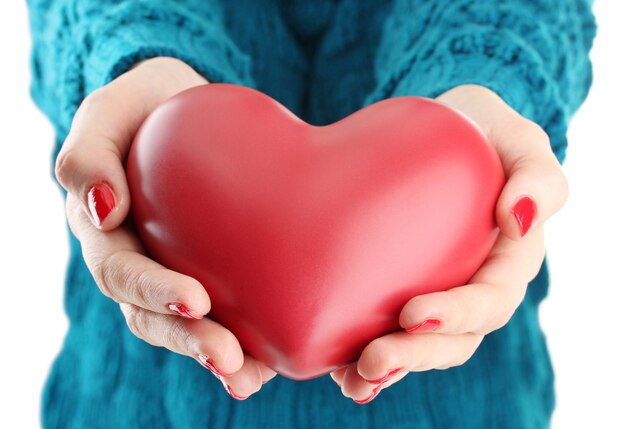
[{"left": 56, "top": 56, "right": 276, "bottom": 400}]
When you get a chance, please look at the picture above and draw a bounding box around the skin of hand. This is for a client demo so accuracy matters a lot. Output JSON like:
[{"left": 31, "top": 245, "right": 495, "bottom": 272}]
[
  {"left": 330, "top": 84, "right": 569, "bottom": 404},
  {"left": 55, "top": 56, "right": 276, "bottom": 400}
]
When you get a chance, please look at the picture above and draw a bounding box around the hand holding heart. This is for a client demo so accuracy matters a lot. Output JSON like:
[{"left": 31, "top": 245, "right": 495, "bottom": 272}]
[
  {"left": 56, "top": 56, "right": 567, "bottom": 402},
  {"left": 331, "top": 85, "right": 568, "bottom": 403},
  {"left": 56, "top": 57, "right": 277, "bottom": 400}
]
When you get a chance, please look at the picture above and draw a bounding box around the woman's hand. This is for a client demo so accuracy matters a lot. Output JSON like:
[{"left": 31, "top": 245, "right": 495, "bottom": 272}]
[
  {"left": 331, "top": 84, "right": 568, "bottom": 404},
  {"left": 56, "top": 57, "right": 276, "bottom": 400}
]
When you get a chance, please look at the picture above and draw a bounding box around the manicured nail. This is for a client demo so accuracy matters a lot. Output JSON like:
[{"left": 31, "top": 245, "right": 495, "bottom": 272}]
[
  {"left": 198, "top": 354, "right": 232, "bottom": 377},
  {"left": 364, "top": 367, "right": 403, "bottom": 385},
  {"left": 512, "top": 196, "right": 537, "bottom": 237},
  {"left": 354, "top": 384, "right": 383, "bottom": 405},
  {"left": 406, "top": 319, "right": 441, "bottom": 334},
  {"left": 87, "top": 182, "right": 115, "bottom": 227},
  {"left": 168, "top": 303, "right": 202, "bottom": 320}
]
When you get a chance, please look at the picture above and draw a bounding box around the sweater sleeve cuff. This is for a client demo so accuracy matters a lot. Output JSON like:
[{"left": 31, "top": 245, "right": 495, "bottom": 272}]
[
  {"left": 82, "top": 4, "right": 254, "bottom": 92},
  {"left": 52, "top": 2, "right": 254, "bottom": 136},
  {"left": 363, "top": 27, "right": 569, "bottom": 163}
]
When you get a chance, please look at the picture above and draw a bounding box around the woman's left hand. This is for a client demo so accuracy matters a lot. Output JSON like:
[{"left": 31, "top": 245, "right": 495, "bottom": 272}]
[{"left": 330, "top": 84, "right": 569, "bottom": 404}]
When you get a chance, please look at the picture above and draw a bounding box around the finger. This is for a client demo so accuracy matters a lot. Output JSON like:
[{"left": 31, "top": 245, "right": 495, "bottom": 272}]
[
  {"left": 330, "top": 366, "right": 349, "bottom": 387},
  {"left": 68, "top": 193, "right": 211, "bottom": 318},
  {"left": 399, "top": 228, "right": 545, "bottom": 336},
  {"left": 342, "top": 363, "right": 378, "bottom": 403},
  {"left": 491, "top": 121, "right": 567, "bottom": 239},
  {"left": 218, "top": 354, "right": 264, "bottom": 400},
  {"left": 119, "top": 303, "right": 244, "bottom": 376},
  {"left": 55, "top": 57, "right": 207, "bottom": 231},
  {"left": 341, "top": 362, "right": 410, "bottom": 404},
  {"left": 437, "top": 85, "right": 568, "bottom": 239},
  {"left": 355, "top": 331, "right": 483, "bottom": 386}
]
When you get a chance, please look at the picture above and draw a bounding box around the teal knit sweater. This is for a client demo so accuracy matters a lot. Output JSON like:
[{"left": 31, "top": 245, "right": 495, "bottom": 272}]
[{"left": 27, "top": 1, "right": 596, "bottom": 428}]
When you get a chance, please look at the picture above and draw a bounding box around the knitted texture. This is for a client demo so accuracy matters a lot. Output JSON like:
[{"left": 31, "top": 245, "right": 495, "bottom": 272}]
[{"left": 26, "top": 0, "right": 596, "bottom": 428}]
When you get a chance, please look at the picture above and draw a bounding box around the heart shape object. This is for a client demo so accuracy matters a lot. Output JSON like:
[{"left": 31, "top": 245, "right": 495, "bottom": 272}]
[{"left": 126, "top": 83, "right": 505, "bottom": 380}]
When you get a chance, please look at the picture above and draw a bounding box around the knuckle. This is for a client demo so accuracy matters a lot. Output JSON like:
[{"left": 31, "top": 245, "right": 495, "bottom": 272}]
[
  {"left": 131, "top": 269, "right": 166, "bottom": 309},
  {"left": 54, "top": 149, "right": 79, "bottom": 190},
  {"left": 93, "top": 251, "right": 125, "bottom": 300},
  {"left": 70, "top": 88, "right": 112, "bottom": 133},
  {"left": 93, "top": 250, "right": 168, "bottom": 309},
  {"left": 77, "top": 88, "right": 108, "bottom": 118},
  {"left": 103, "top": 250, "right": 152, "bottom": 305},
  {"left": 166, "top": 318, "right": 194, "bottom": 353},
  {"left": 94, "top": 261, "right": 115, "bottom": 299},
  {"left": 122, "top": 305, "right": 145, "bottom": 339}
]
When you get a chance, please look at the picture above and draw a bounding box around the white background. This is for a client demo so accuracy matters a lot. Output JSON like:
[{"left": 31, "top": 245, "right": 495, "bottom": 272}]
[{"left": 0, "top": 2, "right": 624, "bottom": 428}]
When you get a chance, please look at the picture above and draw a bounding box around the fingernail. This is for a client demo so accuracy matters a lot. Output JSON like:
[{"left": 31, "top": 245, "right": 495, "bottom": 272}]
[
  {"left": 168, "top": 303, "right": 202, "bottom": 320},
  {"left": 364, "top": 367, "right": 403, "bottom": 385},
  {"left": 354, "top": 384, "right": 383, "bottom": 405},
  {"left": 220, "top": 378, "right": 249, "bottom": 400},
  {"left": 512, "top": 196, "right": 537, "bottom": 237},
  {"left": 87, "top": 183, "right": 115, "bottom": 227},
  {"left": 198, "top": 354, "right": 233, "bottom": 378},
  {"left": 406, "top": 319, "right": 441, "bottom": 334}
]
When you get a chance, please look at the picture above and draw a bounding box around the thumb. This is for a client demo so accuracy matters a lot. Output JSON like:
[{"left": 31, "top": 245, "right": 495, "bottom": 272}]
[
  {"left": 493, "top": 122, "right": 569, "bottom": 239},
  {"left": 54, "top": 88, "right": 134, "bottom": 230},
  {"left": 436, "top": 85, "right": 568, "bottom": 240},
  {"left": 55, "top": 57, "right": 208, "bottom": 231}
]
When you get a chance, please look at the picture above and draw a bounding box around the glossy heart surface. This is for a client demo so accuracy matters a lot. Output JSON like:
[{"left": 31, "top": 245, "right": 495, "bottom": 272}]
[{"left": 126, "top": 83, "right": 505, "bottom": 380}]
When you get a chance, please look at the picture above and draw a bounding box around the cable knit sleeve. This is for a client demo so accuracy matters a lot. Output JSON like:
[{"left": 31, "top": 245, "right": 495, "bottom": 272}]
[
  {"left": 364, "top": 0, "right": 597, "bottom": 163},
  {"left": 26, "top": 0, "right": 254, "bottom": 141}
]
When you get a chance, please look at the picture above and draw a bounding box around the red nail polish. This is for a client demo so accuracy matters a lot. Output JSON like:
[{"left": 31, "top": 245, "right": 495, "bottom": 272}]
[
  {"left": 364, "top": 367, "right": 403, "bottom": 385},
  {"left": 406, "top": 319, "right": 441, "bottom": 334},
  {"left": 198, "top": 354, "right": 233, "bottom": 377},
  {"left": 354, "top": 384, "right": 383, "bottom": 405},
  {"left": 512, "top": 196, "right": 537, "bottom": 237},
  {"left": 87, "top": 183, "right": 115, "bottom": 227},
  {"left": 168, "top": 303, "right": 202, "bottom": 320}
]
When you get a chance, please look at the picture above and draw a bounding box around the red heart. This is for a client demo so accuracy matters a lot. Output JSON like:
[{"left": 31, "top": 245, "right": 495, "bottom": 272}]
[{"left": 126, "top": 83, "right": 505, "bottom": 380}]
